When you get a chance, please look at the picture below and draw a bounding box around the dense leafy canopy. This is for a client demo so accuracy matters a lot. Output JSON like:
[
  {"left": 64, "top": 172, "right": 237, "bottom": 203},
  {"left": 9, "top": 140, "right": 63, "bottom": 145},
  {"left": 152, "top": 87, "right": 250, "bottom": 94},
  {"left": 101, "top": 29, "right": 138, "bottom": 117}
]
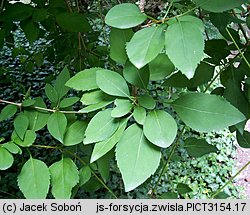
[{"left": 0, "top": 0, "right": 249, "bottom": 199}]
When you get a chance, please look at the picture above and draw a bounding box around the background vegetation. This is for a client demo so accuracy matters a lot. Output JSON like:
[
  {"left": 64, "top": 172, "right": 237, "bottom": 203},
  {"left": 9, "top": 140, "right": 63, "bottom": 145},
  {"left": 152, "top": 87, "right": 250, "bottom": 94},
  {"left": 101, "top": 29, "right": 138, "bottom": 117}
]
[{"left": 0, "top": 0, "right": 249, "bottom": 199}]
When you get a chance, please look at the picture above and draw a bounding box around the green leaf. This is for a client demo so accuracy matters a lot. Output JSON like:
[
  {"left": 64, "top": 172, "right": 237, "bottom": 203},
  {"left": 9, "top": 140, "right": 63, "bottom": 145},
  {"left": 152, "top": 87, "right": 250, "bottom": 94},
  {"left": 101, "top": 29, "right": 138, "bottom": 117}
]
[
  {"left": 22, "top": 99, "right": 35, "bottom": 107},
  {"left": 184, "top": 137, "right": 218, "bottom": 157},
  {"left": 0, "top": 3, "right": 34, "bottom": 21},
  {"left": 18, "top": 158, "right": 50, "bottom": 199},
  {"left": 0, "top": 105, "right": 17, "bottom": 122},
  {"left": 47, "top": 112, "right": 67, "bottom": 143},
  {"left": 63, "top": 121, "right": 87, "bottom": 146},
  {"left": 96, "top": 69, "right": 130, "bottom": 98},
  {"left": 80, "top": 90, "right": 113, "bottom": 105},
  {"left": 163, "top": 62, "right": 214, "bottom": 88},
  {"left": 193, "top": 0, "right": 246, "bottom": 13},
  {"left": 111, "top": 99, "right": 132, "bottom": 118},
  {"left": 188, "top": 62, "right": 215, "bottom": 87},
  {"left": 133, "top": 106, "right": 146, "bottom": 125},
  {"left": 59, "top": 97, "right": 79, "bottom": 108},
  {"left": 214, "top": 192, "right": 230, "bottom": 199},
  {"left": 45, "top": 84, "right": 58, "bottom": 104},
  {"left": 127, "top": 26, "right": 165, "bottom": 69},
  {"left": 34, "top": 52, "right": 44, "bottom": 67},
  {"left": 236, "top": 131, "right": 250, "bottom": 148},
  {"left": 90, "top": 118, "right": 128, "bottom": 163},
  {"left": 32, "top": 8, "right": 48, "bottom": 22},
  {"left": 222, "top": 66, "right": 249, "bottom": 116},
  {"left": 143, "top": 110, "right": 177, "bottom": 148},
  {"left": 54, "top": 67, "right": 70, "bottom": 100},
  {"left": 163, "top": 72, "right": 189, "bottom": 88},
  {"left": 14, "top": 113, "right": 29, "bottom": 140},
  {"left": 2, "top": 142, "right": 22, "bottom": 155},
  {"left": 210, "top": 13, "right": 232, "bottom": 32},
  {"left": 177, "top": 183, "right": 192, "bottom": 195},
  {"left": 0, "top": 147, "right": 14, "bottom": 170},
  {"left": 20, "top": 19, "right": 40, "bottom": 44},
  {"left": 105, "top": 3, "right": 147, "bottom": 29},
  {"left": 160, "top": 192, "right": 178, "bottom": 199},
  {"left": 110, "top": 28, "right": 134, "bottom": 64},
  {"left": 66, "top": 68, "right": 101, "bottom": 91},
  {"left": 205, "top": 39, "right": 230, "bottom": 65},
  {"left": 148, "top": 53, "right": 175, "bottom": 81},
  {"left": 138, "top": 94, "right": 156, "bottom": 110},
  {"left": 116, "top": 124, "right": 161, "bottom": 192},
  {"left": 165, "top": 15, "right": 204, "bottom": 79},
  {"left": 56, "top": 12, "right": 91, "bottom": 32},
  {"left": 12, "top": 130, "right": 36, "bottom": 147},
  {"left": 172, "top": 93, "right": 246, "bottom": 132},
  {"left": 84, "top": 109, "right": 119, "bottom": 144},
  {"left": 49, "top": 157, "right": 79, "bottom": 199},
  {"left": 25, "top": 98, "right": 49, "bottom": 131},
  {"left": 97, "top": 152, "right": 112, "bottom": 182},
  {"left": 79, "top": 101, "right": 113, "bottom": 113},
  {"left": 123, "top": 61, "right": 149, "bottom": 89},
  {"left": 79, "top": 166, "right": 91, "bottom": 186}
]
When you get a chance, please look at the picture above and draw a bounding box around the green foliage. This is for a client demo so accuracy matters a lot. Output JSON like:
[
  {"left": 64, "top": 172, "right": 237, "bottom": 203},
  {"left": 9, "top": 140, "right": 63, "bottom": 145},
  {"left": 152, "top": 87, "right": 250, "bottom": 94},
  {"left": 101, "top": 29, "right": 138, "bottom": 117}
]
[
  {"left": 83, "top": 109, "right": 119, "bottom": 144},
  {"left": 177, "top": 183, "right": 193, "bottom": 195},
  {"left": 0, "top": 147, "right": 14, "bottom": 170},
  {"left": 12, "top": 130, "right": 36, "bottom": 147},
  {"left": 66, "top": 68, "right": 100, "bottom": 91},
  {"left": 165, "top": 16, "right": 204, "bottom": 79},
  {"left": 96, "top": 69, "right": 130, "bottom": 98},
  {"left": 193, "top": 0, "right": 247, "bottom": 12},
  {"left": 123, "top": 62, "right": 149, "bottom": 89},
  {"left": 56, "top": 13, "right": 90, "bottom": 32},
  {"left": 111, "top": 99, "right": 132, "bottom": 118},
  {"left": 47, "top": 112, "right": 67, "bottom": 143},
  {"left": 143, "top": 110, "right": 177, "bottom": 148},
  {"left": 63, "top": 121, "right": 87, "bottom": 146},
  {"left": 184, "top": 137, "right": 218, "bottom": 157},
  {"left": 116, "top": 124, "right": 161, "bottom": 192},
  {"left": 105, "top": 3, "right": 147, "bottom": 29},
  {"left": 18, "top": 158, "right": 50, "bottom": 199},
  {"left": 91, "top": 118, "right": 128, "bottom": 163},
  {"left": 172, "top": 93, "right": 246, "bottom": 132},
  {"left": 138, "top": 94, "right": 156, "bottom": 110},
  {"left": 14, "top": 113, "right": 29, "bottom": 140},
  {"left": 133, "top": 106, "right": 146, "bottom": 125},
  {"left": 110, "top": 28, "right": 134, "bottom": 64},
  {"left": 50, "top": 157, "right": 79, "bottom": 199},
  {"left": 0, "top": 0, "right": 249, "bottom": 199},
  {"left": 0, "top": 105, "right": 17, "bottom": 122},
  {"left": 148, "top": 54, "right": 175, "bottom": 81},
  {"left": 127, "top": 26, "right": 165, "bottom": 69}
]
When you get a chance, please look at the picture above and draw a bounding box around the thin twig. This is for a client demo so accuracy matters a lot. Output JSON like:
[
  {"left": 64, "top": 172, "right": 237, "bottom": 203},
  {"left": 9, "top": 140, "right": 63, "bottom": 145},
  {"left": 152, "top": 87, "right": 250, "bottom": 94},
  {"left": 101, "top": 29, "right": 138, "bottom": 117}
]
[
  {"left": 64, "top": 148, "right": 118, "bottom": 199},
  {"left": 211, "top": 161, "right": 250, "bottom": 198},
  {"left": 150, "top": 125, "right": 186, "bottom": 197},
  {"left": 32, "top": 144, "right": 118, "bottom": 199},
  {"left": 98, "top": 0, "right": 108, "bottom": 44},
  {"left": 0, "top": 99, "right": 81, "bottom": 114},
  {"left": 226, "top": 27, "right": 250, "bottom": 69},
  {"left": 162, "top": 0, "right": 174, "bottom": 21},
  {"left": 204, "top": 51, "right": 242, "bottom": 93},
  {"left": 232, "top": 9, "right": 249, "bottom": 43}
]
